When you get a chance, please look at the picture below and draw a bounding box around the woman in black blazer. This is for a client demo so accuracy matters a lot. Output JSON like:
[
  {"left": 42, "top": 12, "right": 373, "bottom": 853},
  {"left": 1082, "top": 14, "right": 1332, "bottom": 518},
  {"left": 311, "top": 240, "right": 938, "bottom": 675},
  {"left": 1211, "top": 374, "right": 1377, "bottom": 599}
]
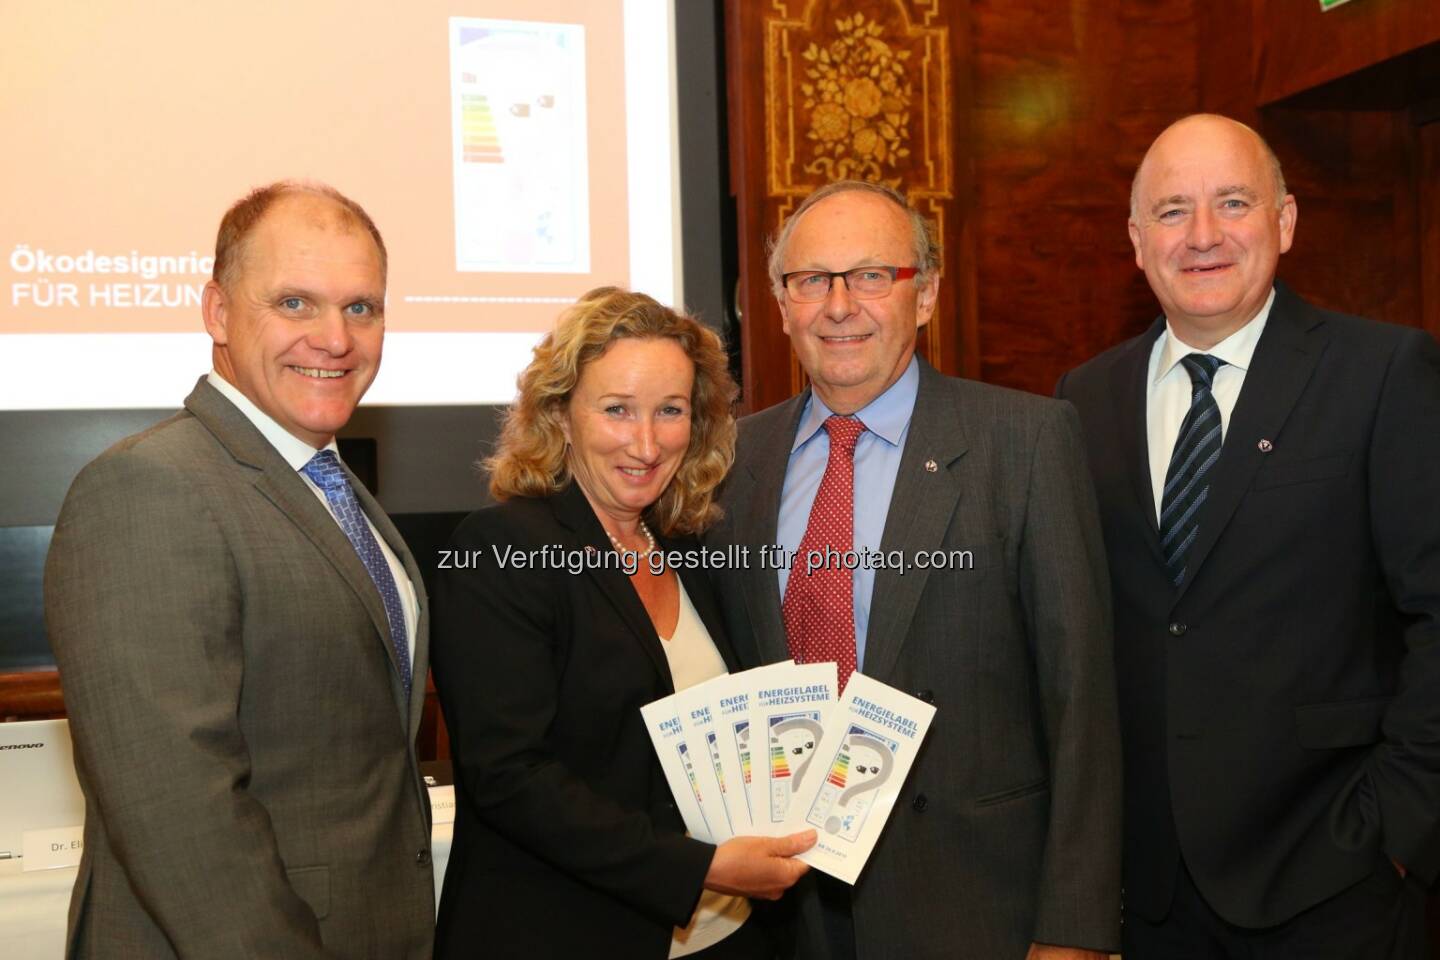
[{"left": 432, "top": 288, "right": 813, "bottom": 959}]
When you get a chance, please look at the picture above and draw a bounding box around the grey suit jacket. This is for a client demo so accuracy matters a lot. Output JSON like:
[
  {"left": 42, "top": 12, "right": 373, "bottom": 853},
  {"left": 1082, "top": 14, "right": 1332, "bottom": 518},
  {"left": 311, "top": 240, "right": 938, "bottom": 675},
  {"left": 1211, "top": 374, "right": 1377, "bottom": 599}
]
[
  {"left": 709, "top": 359, "right": 1122, "bottom": 959},
  {"left": 44, "top": 378, "right": 435, "bottom": 959}
]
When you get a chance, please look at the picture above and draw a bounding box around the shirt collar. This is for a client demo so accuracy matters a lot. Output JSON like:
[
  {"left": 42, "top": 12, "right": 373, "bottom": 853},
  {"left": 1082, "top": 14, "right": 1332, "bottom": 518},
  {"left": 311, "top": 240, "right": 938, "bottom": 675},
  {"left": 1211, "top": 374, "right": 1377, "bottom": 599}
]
[
  {"left": 206, "top": 371, "right": 339, "bottom": 471},
  {"left": 1154, "top": 286, "right": 1275, "bottom": 384},
  {"left": 791, "top": 355, "right": 919, "bottom": 452}
]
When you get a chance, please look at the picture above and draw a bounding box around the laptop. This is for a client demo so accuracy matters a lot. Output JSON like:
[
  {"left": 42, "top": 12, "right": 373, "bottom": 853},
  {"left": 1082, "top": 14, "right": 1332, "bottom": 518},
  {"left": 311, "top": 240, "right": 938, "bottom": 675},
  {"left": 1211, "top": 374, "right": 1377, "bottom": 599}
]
[{"left": 0, "top": 719, "right": 85, "bottom": 861}]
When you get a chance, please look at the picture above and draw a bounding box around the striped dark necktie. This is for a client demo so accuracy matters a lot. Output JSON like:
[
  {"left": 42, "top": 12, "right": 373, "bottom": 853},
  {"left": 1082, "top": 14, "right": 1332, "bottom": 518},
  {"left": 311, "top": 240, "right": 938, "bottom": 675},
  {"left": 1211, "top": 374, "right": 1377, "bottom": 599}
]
[{"left": 1160, "top": 353, "right": 1226, "bottom": 586}]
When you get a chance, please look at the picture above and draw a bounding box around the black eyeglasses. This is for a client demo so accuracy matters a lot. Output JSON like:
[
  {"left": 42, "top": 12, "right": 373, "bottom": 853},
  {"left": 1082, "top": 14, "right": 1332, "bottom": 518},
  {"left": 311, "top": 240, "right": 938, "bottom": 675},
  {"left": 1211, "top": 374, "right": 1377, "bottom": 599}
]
[{"left": 781, "top": 265, "right": 919, "bottom": 303}]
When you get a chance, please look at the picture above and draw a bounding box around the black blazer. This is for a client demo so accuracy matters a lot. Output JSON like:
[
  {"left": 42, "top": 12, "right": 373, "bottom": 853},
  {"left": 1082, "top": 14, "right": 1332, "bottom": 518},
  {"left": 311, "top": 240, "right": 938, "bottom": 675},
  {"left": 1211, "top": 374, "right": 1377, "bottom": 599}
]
[
  {"left": 431, "top": 482, "right": 738, "bottom": 958},
  {"left": 1057, "top": 282, "right": 1440, "bottom": 927}
]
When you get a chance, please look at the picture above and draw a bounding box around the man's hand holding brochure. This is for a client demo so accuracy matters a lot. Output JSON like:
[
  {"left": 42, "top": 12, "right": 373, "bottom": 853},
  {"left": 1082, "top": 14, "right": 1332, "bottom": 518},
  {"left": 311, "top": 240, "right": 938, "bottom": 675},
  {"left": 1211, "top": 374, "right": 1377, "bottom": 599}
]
[{"left": 642, "top": 664, "right": 936, "bottom": 885}]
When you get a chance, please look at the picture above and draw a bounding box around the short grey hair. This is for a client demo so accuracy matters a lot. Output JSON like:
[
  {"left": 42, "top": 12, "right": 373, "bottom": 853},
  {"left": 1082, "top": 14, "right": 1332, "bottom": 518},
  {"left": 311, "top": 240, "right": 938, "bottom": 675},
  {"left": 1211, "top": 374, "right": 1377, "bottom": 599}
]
[
  {"left": 767, "top": 180, "right": 942, "bottom": 295},
  {"left": 1129, "top": 114, "right": 1289, "bottom": 221}
]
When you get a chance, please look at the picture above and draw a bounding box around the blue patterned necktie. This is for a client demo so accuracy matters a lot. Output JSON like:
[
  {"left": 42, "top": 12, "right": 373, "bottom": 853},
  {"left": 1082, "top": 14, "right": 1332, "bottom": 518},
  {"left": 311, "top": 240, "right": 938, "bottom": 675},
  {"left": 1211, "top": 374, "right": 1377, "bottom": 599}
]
[
  {"left": 1160, "top": 354, "right": 1227, "bottom": 586},
  {"left": 301, "top": 450, "right": 411, "bottom": 693}
]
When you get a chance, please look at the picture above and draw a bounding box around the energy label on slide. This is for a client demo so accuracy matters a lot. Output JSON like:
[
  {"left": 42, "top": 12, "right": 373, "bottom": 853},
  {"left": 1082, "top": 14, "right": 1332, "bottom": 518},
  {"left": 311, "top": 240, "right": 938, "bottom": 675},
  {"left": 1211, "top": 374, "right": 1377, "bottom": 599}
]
[
  {"left": 0, "top": 1, "right": 673, "bottom": 408},
  {"left": 449, "top": 19, "right": 590, "bottom": 274}
]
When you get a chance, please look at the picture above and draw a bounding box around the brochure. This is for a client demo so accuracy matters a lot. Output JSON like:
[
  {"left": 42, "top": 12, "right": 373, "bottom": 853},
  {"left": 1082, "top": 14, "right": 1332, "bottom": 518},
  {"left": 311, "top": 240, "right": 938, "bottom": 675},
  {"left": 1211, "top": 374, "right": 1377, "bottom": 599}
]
[
  {"left": 784, "top": 672, "right": 936, "bottom": 883},
  {"left": 694, "top": 661, "right": 793, "bottom": 835},
  {"left": 639, "top": 695, "right": 716, "bottom": 843},
  {"left": 673, "top": 682, "right": 743, "bottom": 840},
  {"left": 748, "top": 662, "right": 838, "bottom": 835}
]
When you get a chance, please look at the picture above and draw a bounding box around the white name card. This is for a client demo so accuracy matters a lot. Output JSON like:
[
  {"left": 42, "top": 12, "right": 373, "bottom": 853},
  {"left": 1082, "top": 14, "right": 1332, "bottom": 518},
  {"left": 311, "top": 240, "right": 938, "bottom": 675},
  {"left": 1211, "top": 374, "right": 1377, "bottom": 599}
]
[
  {"left": 21, "top": 825, "right": 83, "bottom": 872},
  {"left": 428, "top": 785, "right": 456, "bottom": 825}
]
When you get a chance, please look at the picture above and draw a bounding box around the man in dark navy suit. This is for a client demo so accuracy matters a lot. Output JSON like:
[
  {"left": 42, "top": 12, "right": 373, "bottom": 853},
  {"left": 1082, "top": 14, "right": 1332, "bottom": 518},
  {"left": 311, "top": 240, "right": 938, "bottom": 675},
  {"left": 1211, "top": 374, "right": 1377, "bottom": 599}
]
[{"left": 1058, "top": 113, "right": 1440, "bottom": 958}]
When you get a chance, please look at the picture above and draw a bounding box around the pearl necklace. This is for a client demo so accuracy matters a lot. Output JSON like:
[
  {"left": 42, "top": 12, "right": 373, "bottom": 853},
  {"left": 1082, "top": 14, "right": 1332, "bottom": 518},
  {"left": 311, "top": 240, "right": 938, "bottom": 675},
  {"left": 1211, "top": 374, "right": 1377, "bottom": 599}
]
[{"left": 606, "top": 520, "right": 657, "bottom": 557}]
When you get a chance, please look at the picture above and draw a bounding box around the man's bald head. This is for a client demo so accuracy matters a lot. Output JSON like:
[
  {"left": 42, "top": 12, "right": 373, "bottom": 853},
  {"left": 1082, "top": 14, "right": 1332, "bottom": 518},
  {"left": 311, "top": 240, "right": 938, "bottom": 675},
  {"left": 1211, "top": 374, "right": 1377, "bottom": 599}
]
[
  {"left": 1126, "top": 113, "right": 1297, "bottom": 348},
  {"left": 1130, "top": 115, "right": 1287, "bottom": 222}
]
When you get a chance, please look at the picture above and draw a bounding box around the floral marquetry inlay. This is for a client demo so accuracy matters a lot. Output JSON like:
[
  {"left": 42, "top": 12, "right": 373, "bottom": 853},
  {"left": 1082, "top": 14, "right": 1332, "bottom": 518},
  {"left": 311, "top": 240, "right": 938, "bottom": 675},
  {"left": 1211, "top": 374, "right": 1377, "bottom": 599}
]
[
  {"left": 800, "top": 13, "right": 913, "bottom": 182},
  {"left": 767, "top": 0, "right": 950, "bottom": 205},
  {"left": 763, "top": 0, "right": 954, "bottom": 388}
]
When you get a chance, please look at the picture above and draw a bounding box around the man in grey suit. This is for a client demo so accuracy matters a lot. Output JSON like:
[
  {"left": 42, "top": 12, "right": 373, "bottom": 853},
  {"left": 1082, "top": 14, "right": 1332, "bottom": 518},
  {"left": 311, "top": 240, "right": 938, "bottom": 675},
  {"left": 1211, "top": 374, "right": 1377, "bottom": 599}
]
[
  {"left": 709, "top": 180, "right": 1121, "bottom": 959},
  {"left": 45, "top": 182, "right": 435, "bottom": 958}
]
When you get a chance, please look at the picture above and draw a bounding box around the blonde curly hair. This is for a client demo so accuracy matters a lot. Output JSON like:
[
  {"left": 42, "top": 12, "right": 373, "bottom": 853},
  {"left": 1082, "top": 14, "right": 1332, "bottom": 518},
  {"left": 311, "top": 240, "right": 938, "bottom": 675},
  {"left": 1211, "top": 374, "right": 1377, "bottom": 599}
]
[{"left": 487, "top": 287, "right": 738, "bottom": 535}]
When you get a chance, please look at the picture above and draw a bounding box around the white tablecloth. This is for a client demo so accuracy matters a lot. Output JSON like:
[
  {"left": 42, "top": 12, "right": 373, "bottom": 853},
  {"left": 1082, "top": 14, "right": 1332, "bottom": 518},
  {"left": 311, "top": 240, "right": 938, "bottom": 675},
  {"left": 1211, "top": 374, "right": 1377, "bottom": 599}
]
[{"left": 0, "top": 822, "right": 455, "bottom": 960}]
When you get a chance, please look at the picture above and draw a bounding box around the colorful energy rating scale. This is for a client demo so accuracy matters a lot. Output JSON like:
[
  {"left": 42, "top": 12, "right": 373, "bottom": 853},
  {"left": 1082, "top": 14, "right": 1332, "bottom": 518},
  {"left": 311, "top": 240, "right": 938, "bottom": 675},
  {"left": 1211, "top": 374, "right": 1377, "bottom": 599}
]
[
  {"left": 460, "top": 94, "right": 503, "bottom": 164},
  {"left": 825, "top": 750, "right": 850, "bottom": 788}
]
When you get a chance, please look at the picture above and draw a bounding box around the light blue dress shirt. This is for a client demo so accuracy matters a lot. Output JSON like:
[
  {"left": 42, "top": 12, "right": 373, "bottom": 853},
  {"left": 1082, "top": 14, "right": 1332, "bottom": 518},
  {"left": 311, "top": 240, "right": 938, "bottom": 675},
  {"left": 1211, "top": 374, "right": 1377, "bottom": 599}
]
[{"left": 777, "top": 356, "right": 919, "bottom": 669}]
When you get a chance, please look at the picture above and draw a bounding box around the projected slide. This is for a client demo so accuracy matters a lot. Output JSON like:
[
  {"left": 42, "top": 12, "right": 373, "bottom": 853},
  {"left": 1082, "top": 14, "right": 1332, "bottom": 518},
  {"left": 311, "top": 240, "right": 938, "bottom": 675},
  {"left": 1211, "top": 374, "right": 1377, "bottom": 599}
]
[
  {"left": 0, "top": 0, "right": 676, "bottom": 408},
  {"left": 451, "top": 20, "right": 589, "bottom": 273}
]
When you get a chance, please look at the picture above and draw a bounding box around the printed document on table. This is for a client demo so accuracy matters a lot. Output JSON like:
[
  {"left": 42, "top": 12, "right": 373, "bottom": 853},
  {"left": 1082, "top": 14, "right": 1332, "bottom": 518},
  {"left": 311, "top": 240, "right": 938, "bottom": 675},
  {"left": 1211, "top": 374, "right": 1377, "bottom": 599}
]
[
  {"left": 640, "top": 695, "right": 716, "bottom": 843},
  {"left": 784, "top": 672, "right": 936, "bottom": 883},
  {"left": 748, "top": 662, "right": 838, "bottom": 836}
]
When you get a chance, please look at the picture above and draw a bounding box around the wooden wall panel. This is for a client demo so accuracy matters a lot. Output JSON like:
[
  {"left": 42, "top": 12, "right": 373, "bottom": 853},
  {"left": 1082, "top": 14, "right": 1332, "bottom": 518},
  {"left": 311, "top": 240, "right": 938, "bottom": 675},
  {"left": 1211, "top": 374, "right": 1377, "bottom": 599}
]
[
  {"left": 1196, "top": 0, "right": 1256, "bottom": 125},
  {"left": 969, "top": 0, "right": 1192, "bottom": 394},
  {"left": 1254, "top": 0, "right": 1440, "bottom": 106},
  {"left": 1422, "top": 118, "right": 1440, "bottom": 341},
  {"left": 1197, "top": 5, "right": 1439, "bottom": 335},
  {"left": 726, "top": 0, "right": 973, "bottom": 412},
  {"left": 1259, "top": 108, "right": 1422, "bottom": 327},
  {"left": 728, "top": 0, "right": 1439, "bottom": 406}
]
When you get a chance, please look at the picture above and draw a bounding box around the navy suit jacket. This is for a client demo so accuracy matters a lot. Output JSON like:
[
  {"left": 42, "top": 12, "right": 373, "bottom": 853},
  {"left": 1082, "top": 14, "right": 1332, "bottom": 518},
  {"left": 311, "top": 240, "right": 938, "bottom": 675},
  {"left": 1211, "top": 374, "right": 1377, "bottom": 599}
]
[{"left": 1057, "top": 282, "right": 1440, "bottom": 926}]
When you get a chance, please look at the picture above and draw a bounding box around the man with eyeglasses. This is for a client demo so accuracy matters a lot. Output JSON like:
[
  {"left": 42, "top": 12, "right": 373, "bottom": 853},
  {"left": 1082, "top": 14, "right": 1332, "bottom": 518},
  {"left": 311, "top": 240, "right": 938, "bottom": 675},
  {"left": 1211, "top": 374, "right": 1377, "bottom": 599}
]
[{"left": 708, "top": 180, "right": 1121, "bottom": 959}]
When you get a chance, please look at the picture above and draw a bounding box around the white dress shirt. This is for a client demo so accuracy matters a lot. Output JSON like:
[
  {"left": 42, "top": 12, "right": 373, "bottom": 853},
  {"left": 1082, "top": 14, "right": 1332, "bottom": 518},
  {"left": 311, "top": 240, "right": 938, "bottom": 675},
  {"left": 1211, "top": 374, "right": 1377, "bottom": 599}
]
[
  {"left": 206, "top": 372, "right": 419, "bottom": 665},
  {"left": 1145, "top": 289, "right": 1275, "bottom": 523}
]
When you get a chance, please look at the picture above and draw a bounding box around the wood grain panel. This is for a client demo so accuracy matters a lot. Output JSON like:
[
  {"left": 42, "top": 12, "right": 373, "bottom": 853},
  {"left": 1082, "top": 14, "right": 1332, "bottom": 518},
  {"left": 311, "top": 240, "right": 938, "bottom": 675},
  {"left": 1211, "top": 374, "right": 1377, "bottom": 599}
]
[
  {"left": 1422, "top": 118, "right": 1440, "bottom": 340},
  {"left": 1196, "top": 0, "right": 1257, "bottom": 124},
  {"left": 1259, "top": 107, "right": 1421, "bottom": 327},
  {"left": 726, "top": 0, "right": 972, "bottom": 412},
  {"left": 969, "top": 0, "right": 1192, "bottom": 394},
  {"left": 1254, "top": 0, "right": 1440, "bottom": 106},
  {"left": 0, "top": 669, "right": 64, "bottom": 721},
  {"left": 726, "top": 0, "right": 788, "bottom": 412},
  {"left": 1196, "top": 2, "right": 1439, "bottom": 334}
]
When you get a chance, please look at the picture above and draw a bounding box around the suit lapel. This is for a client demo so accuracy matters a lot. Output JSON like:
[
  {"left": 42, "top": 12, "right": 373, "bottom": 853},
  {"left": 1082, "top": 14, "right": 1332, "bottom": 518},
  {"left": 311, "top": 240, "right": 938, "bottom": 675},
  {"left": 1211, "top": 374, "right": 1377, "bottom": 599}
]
[
  {"left": 549, "top": 483, "right": 673, "bottom": 685},
  {"left": 734, "top": 396, "right": 808, "bottom": 664},
  {"left": 1173, "top": 285, "right": 1329, "bottom": 604},
  {"left": 1119, "top": 320, "right": 1166, "bottom": 562},
  {"left": 863, "top": 360, "right": 968, "bottom": 683},
  {"left": 184, "top": 380, "right": 410, "bottom": 722}
]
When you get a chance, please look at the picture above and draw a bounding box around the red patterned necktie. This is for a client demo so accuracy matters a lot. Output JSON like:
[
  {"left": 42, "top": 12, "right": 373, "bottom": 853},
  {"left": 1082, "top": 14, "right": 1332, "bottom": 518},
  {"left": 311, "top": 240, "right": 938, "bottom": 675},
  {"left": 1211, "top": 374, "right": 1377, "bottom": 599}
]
[{"left": 783, "top": 415, "right": 866, "bottom": 692}]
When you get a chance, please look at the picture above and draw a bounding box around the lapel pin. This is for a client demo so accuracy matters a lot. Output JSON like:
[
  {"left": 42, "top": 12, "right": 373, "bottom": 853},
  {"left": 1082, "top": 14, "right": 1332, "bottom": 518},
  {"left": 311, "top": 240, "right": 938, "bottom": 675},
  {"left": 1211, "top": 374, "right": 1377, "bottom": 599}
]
[
  {"left": 1257, "top": 439, "right": 1273, "bottom": 453},
  {"left": 585, "top": 544, "right": 598, "bottom": 552},
  {"left": 924, "top": 459, "right": 938, "bottom": 473}
]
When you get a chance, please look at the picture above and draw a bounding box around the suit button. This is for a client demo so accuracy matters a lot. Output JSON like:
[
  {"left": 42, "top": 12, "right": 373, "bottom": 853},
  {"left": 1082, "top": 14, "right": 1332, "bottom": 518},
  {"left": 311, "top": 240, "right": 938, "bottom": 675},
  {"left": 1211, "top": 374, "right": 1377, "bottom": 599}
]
[
  {"left": 912, "top": 794, "right": 928, "bottom": 812},
  {"left": 1168, "top": 622, "right": 1187, "bottom": 636},
  {"left": 416, "top": 847, "right": 431, "bottom": 866},
  {"left": 913, "top": 689, "right": 935, "bottom": 704}
]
